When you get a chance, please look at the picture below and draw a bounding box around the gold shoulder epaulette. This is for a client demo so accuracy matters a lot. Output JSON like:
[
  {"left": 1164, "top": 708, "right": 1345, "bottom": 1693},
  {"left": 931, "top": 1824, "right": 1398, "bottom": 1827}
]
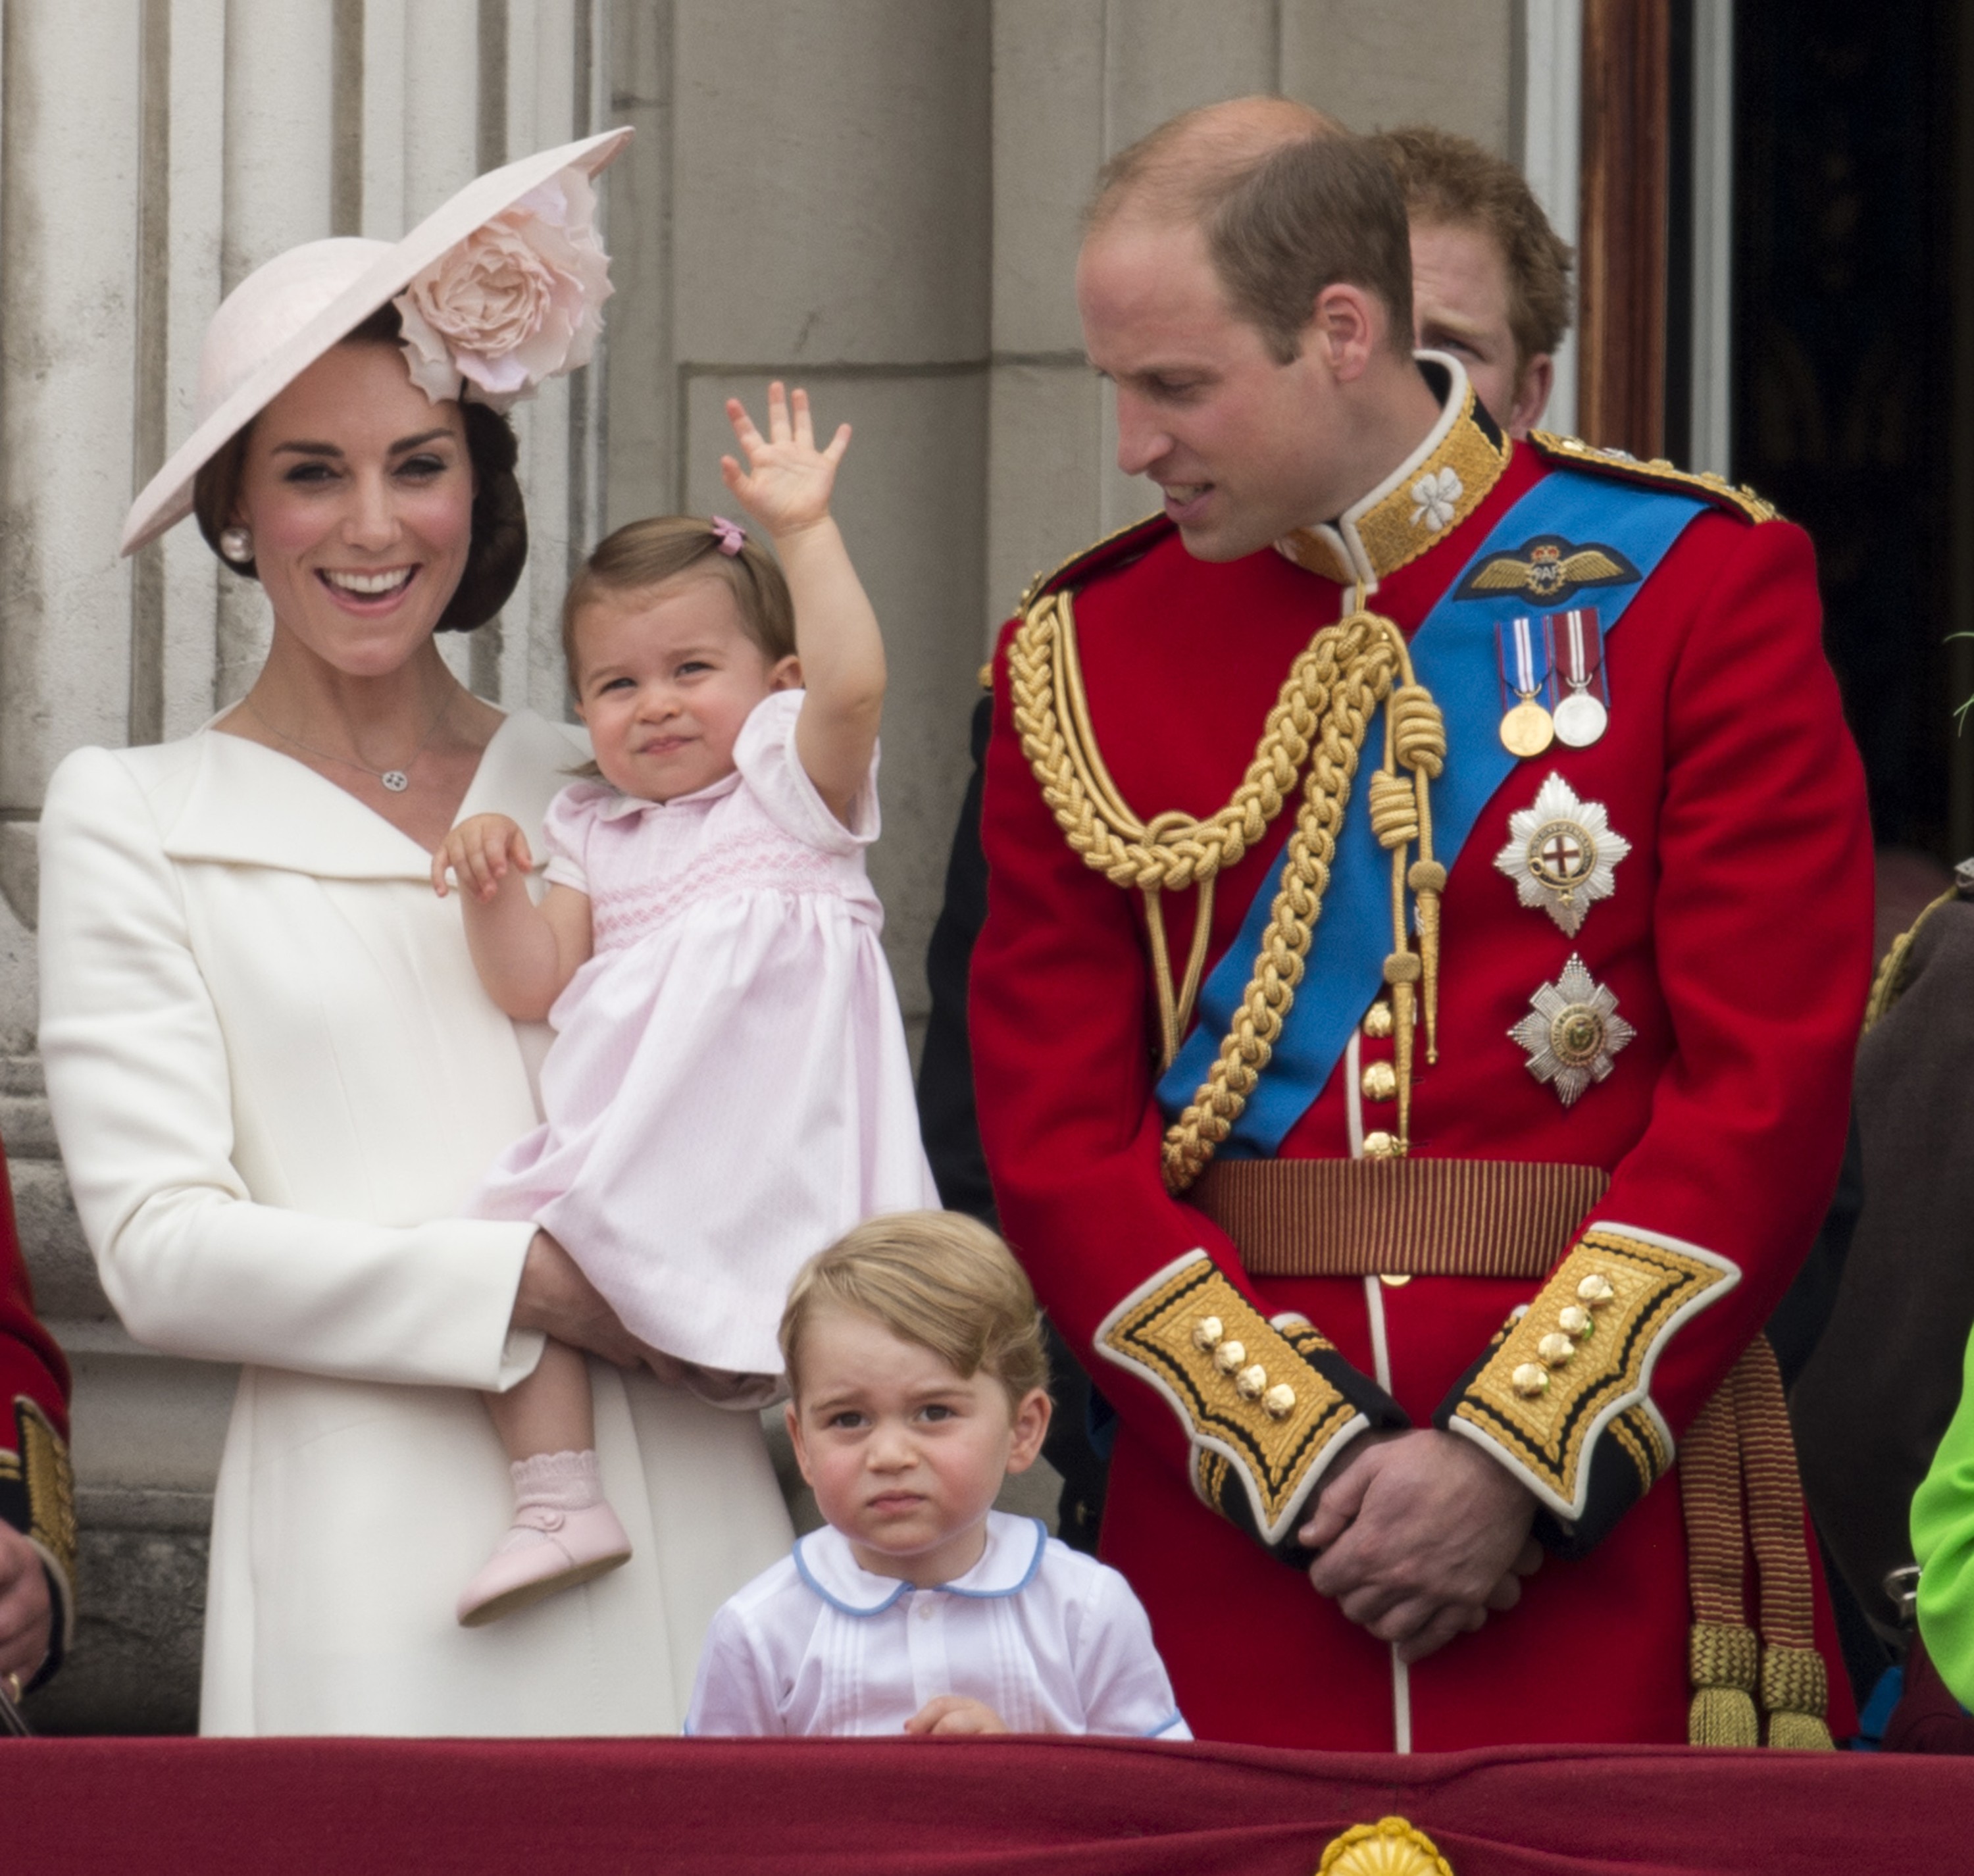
[
  {"left": 1531, "top": 431, "right": 1781, "bottom": 524},
  {"left": 1013, "top": 511, "right": 1171, "bottom": 617}
]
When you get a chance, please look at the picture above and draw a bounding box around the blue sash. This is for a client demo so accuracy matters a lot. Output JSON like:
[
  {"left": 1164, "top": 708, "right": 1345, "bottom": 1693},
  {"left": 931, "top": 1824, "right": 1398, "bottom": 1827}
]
[{"left": 1155, "top": 468, "right": 1706, "bottom": 1156}]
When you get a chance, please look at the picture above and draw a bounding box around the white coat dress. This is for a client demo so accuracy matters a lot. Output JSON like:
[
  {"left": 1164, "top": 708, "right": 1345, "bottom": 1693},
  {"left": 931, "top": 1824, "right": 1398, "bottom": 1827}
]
[{"left": 36, "top": 711, "right": 792, "bottom": 1737}]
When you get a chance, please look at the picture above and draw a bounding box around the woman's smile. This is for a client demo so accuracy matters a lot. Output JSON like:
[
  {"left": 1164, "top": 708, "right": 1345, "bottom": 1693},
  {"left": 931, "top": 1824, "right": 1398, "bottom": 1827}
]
[{"left": 315, "top": 564, "right": 422, "bottom": 615}]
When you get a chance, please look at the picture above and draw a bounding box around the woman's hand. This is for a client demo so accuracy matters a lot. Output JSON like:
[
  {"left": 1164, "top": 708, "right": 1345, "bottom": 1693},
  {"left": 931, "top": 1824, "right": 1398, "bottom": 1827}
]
[
  {"left": 721, "top": 383, "right": 850, "bottom": 542},
  {"left": 0, "top": 1524, "right": 51, "bottom": 1694},
  {"left": 433, "top": 813, "right": 532, "bottom": 901},
  {"left": 510, "top": 1230, "right": 644, "bottom": 1369},
  {"left": 903, "top": 1694, "right": 1010, "bottom": 1737}
]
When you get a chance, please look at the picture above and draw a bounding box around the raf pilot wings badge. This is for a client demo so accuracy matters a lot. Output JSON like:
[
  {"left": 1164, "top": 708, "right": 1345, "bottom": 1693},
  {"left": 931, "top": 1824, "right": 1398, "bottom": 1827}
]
[{"left": 1455, "top": 534, "right": 1642, "bottom": 607}]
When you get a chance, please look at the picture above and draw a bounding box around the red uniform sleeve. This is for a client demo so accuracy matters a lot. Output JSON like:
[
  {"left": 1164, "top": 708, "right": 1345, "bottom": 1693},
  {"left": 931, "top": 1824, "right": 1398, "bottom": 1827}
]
[
  {"left": 973, "top": 628, "right": 1404, "bottom": 1559},
  {"left": 1436, "top": 516, "right": 1874, "bottom": 1552},
  {"left": 1, "top": 1135, "right": 76, "bottom": 1686}
]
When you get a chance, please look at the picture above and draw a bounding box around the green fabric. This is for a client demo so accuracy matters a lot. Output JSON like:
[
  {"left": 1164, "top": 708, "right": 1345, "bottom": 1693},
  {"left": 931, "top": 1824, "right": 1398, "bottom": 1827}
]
[{"left": 1911, "top": 1324, "right": 1974, "bottom": 1705}]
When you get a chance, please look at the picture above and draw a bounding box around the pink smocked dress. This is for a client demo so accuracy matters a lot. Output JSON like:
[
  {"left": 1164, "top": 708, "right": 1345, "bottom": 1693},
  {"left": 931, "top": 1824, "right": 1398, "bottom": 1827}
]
[{"left": 474, "top": 690, "right": 938, "bottom": 1374}]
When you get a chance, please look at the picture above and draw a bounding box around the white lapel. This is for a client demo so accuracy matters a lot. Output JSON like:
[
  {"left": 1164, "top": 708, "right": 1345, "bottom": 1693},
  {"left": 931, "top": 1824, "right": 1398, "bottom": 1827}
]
[{"left": 161, "top": 709, "right": 590, "bottom": 880}]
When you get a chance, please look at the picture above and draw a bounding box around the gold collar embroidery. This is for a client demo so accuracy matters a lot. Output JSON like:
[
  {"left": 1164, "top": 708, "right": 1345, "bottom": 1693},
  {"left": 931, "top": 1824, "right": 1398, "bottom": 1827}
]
[{"left": 1280, "top": 353, "right": 1511, "bottom": 593}]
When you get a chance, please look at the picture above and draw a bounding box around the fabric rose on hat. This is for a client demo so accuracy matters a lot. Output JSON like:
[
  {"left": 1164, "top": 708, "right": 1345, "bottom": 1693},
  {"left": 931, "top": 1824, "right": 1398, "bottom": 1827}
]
[{"left": 394, "top": 166, "right": 613, "bottom": 413}]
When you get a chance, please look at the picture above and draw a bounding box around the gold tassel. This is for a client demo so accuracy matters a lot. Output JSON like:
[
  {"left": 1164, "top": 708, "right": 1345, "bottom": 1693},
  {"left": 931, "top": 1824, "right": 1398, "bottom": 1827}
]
[
  {"left": 1384, "top": 952, "right": 1421, "bottom": 1154},
  {"left": 1407, "top": 859, "right": 1446, "bottom": 1063},
  {"left": 1688, "top": 1620, "right": 1761, "bottom": 1746},
  {"left": 1761, "top": 1644, "right": 1835, "bottom": 1751},
  {"left": 1766, "top": 1710, "right": 1836, "bottom": 1751},
  {"left": 1690, "top": 1683, "right": 1763, "bottom": 1747}
]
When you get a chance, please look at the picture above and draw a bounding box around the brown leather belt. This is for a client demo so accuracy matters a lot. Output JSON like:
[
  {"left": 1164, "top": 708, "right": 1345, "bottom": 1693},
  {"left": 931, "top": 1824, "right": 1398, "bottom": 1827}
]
[{"left": 1188, "top": 1157, "right": 1610, "bottom": 1281}]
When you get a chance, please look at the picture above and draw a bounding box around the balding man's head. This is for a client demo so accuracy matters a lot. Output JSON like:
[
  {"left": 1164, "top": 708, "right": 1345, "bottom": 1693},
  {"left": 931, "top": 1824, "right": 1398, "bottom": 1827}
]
[
  {"left": 1086, "top": 97, "right": 1343, "bottom": 230},
  {"left": 1084, "top": 96, "right": 1414, "bottom": 365}
]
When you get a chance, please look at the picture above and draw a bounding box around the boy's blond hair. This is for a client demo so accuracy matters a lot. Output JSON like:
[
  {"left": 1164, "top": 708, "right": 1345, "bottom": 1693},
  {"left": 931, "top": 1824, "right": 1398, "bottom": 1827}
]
[{"left": 780, "top": 1211, "right": 1049, "bottom": 1410}]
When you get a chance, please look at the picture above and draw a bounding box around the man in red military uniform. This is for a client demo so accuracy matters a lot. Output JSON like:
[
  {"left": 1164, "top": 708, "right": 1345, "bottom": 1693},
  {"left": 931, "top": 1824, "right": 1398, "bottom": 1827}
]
[
  {"left": 970, "top": 101, "right": 1871, "bottom": 1752},
  {"left": 1, "top": 1131, "right": 74, "bottom": 1713}
]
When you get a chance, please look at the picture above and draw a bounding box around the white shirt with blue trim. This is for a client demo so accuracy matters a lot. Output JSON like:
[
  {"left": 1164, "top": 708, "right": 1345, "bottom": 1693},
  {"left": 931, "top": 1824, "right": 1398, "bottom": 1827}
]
[{"left": 685, "top": 1511, "right": 1190, "bottom": 1738}]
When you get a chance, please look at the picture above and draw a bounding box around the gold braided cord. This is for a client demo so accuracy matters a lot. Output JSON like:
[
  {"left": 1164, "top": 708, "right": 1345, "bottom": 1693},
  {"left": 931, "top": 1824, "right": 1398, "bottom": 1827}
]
[
  {"left": 1008, "top": 591, "right": 1446, "bottom": 1195},
  {"left": 1016, "top": 592, "right": 1323, "bottom": 888}
]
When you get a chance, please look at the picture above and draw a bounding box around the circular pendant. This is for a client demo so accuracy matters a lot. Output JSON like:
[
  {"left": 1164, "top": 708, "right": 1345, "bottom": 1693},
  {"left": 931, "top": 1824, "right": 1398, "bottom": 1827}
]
[
  {"left": 1548, "top": 1002, "right": 1609, "bottom": 1070},
  {"left": 1525, "top": 816, "right": 1598, "bottom": 895},
  {"left": 381, "top": 769, "right": 410, "bottom": 793},
  {"left": 1553, "top": 690, "right": 1609, "bottom": 748},
  {"left": 1499, "top": 699, "right": 1556, "bottom": 758}
]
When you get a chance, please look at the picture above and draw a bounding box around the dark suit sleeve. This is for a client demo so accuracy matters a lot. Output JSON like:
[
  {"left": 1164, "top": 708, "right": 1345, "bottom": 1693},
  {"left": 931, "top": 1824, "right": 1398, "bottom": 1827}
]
[
  {"left": 1794, "top": 903, "right": 1974, "bottom": 1629},
  {"left": 917, "top": 694, "right": 997, "bottom": 1222}
]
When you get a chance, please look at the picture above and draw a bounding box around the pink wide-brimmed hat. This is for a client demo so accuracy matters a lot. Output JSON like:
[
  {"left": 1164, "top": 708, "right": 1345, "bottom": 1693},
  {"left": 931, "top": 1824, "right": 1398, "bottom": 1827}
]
[{"left": 121, "top": 125, "right": 632, "bottom": 557}]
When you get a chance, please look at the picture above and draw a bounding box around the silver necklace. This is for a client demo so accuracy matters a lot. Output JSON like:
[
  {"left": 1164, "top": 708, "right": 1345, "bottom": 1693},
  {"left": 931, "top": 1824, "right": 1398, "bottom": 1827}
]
[{"left": 243, "top": 692, "right": 451, "bottom": 794}]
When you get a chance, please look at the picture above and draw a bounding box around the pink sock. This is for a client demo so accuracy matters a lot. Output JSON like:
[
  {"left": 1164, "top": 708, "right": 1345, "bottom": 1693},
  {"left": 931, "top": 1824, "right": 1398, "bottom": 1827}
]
[{"left": 511, "top": 1449, "right": 605, "bottom": 1512}]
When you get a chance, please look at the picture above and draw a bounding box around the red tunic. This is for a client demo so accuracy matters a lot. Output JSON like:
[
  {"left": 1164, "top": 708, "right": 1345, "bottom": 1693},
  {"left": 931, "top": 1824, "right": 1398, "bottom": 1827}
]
[
  {"left": 2, "top": 1133, "right": 74, "bottom": 1688},
  {"left": 972, "top": 401, "right": 1872, "bottom": 1750}
]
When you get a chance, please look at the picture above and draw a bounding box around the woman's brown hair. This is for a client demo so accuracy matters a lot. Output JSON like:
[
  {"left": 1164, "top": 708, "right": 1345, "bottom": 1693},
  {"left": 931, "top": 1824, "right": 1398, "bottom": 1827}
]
[{"left": 190, "top": 304, "right": 527, "bottom": 632}]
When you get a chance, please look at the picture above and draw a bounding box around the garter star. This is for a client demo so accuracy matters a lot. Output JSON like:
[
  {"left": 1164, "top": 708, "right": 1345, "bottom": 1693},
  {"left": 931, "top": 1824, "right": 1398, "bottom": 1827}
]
[{"left": 1494, "top": 772, "right": 1631, "bottom": 936}]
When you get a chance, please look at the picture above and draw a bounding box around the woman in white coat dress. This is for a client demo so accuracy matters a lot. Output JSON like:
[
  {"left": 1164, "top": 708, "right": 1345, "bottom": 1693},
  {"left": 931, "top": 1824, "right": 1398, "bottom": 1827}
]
[{"left": 36, "top": 132, "right": 790, "bottom": 1737}]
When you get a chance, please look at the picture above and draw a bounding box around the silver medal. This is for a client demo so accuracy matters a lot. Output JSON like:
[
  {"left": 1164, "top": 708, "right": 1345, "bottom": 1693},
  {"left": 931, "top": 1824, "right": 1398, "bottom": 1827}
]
[
  {"left": 1552, "top": 690, "right": 1609, "bottom": 748},
  {"left": 1550, "top": 607, "right": 1609, "bottom": 748},
  {"left": 1510, "top": 954, "right": 1637, "bottom": 1107},
  {"left": 1494, "top": 773, "right": 1631, "bottom": 936}
]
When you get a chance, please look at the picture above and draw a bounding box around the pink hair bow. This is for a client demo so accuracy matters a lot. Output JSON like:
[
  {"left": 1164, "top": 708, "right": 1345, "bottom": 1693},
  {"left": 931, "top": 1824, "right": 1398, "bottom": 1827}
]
[{"left": 709, "top": 516, "right": 746, "bottom": 556}]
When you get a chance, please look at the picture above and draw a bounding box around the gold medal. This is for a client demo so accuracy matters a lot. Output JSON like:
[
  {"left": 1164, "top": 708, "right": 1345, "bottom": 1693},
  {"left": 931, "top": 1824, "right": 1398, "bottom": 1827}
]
[
  {"left": 1499, "top": 697, "right": 1555, "bottom": 757},
  {"left": 1496, "top": 615, "right": 1556, "bottom": 757}
]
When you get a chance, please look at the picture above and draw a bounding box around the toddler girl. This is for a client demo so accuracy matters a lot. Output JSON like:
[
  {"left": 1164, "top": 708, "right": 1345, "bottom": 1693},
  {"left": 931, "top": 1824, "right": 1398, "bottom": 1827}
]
[
  {"left": 686, "top": 1211, "right": 1188, "bottom": 1737},
  {"left": 434, "top": 384, "right": 937, "bottom": 1625}
]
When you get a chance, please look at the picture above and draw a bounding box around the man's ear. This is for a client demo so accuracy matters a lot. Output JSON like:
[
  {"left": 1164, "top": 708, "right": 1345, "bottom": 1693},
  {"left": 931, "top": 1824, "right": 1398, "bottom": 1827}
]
[
  {"left": 1507, "top": 353, "right": 1554, "bottom": 440},
  {"left": 1306, "top": 282, "right": 1380, "bottom": 384}
]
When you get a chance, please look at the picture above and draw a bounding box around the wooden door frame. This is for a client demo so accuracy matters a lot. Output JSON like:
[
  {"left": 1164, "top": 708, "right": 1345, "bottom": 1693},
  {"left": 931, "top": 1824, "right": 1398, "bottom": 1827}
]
[{"left": 1577, "top": 0, "right": 1673, "bottom": 457}]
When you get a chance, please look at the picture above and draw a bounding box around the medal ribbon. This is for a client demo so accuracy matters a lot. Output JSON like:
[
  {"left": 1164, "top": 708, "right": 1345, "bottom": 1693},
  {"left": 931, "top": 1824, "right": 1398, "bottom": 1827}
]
[
  {"left": 1157, "top": 469, "right": 1706, "bottom": 1155},
  {"left": 1509, "top": 615, "right": 1546, "bottom": 700},
  {"left": 1558, "top": 607, "right": 1602, "bottom": 691}
]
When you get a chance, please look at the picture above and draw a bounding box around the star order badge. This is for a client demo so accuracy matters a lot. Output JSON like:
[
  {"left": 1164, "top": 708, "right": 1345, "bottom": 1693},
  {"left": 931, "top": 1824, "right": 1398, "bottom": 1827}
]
[
  {"left": 1494, "top": 773, "right": 1631, "bottom": 936},
  {"left": 1511, "top": 955, "right": 1637, "bottom": 1107}
]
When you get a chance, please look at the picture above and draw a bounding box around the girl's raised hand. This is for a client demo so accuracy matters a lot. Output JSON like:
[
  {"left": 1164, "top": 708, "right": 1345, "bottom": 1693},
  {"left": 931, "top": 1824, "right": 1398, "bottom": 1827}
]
[{"left": 720, "top": 382, "right": 850, "bottom": 540}]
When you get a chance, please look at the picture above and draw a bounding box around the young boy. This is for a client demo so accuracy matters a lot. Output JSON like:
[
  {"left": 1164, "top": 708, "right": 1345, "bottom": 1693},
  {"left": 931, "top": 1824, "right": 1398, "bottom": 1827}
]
[{"left": 684, "top": 1211, "right": 1189, "bottom": 1737}]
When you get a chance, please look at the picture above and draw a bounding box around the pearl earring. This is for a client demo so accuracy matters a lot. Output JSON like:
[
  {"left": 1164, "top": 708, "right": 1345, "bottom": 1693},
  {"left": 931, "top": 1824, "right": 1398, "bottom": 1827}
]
[{"left": 218, "top": 526, "right": 253, "bottom": 565}]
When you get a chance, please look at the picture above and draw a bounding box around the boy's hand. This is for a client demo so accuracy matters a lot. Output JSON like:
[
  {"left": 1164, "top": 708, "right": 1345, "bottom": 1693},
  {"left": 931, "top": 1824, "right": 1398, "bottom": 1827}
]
[
  {"left": 903, "top": 1695, "right": 1009, "bottom": 1737},
  {"left": 434, "top": 813, "right": 532, "bottom": 901},
  {"left": 721, "top": 382, "right": 850, "bottom": 542}
]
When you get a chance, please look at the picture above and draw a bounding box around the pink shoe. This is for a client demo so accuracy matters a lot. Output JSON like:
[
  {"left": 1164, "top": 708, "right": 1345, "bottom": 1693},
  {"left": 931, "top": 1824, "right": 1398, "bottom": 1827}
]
[{"left": 456, "top": 1500, "right": 632, "bottom": 1627}]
